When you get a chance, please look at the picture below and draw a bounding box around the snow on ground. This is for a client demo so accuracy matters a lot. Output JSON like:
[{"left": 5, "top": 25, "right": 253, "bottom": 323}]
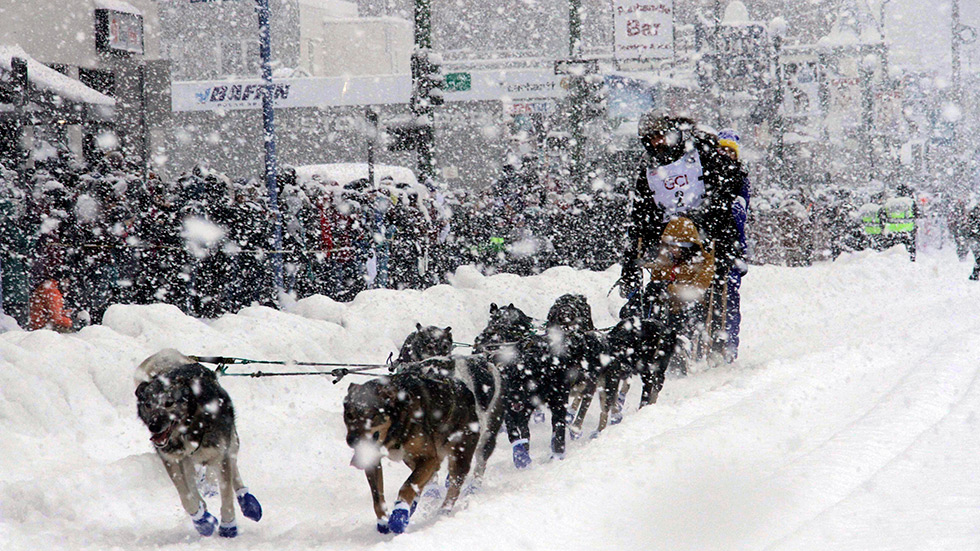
[{"left": 2, "top": 247, "right": 979, "bottom": 550}]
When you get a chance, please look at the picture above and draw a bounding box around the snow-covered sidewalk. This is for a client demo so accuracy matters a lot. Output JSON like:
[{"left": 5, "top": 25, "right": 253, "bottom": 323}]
[{"left": 1, "top": 247, "right": 977, "bottom": 550}]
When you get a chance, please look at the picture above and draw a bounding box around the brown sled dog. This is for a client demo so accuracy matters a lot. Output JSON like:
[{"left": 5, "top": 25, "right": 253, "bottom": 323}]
[{"left": 343, "top": 371, "right": 480, "bottom": 534}]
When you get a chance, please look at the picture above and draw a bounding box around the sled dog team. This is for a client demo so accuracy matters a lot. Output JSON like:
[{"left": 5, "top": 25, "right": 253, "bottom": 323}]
[{"left": 135, "top": 293, "right": 678, "bottom": 537}]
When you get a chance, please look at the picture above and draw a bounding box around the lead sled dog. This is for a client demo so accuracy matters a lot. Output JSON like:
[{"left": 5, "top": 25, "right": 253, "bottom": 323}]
[{"left": 135, "top": 349, "right": 263, "bottom": 537}]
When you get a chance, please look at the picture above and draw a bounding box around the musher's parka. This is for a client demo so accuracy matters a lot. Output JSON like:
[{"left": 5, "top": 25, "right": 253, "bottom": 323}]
[{"left": 620, "top": 128, "right": 745, "bottom": 292}]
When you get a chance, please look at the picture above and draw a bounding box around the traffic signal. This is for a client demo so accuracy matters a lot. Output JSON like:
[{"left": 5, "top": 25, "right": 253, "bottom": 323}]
[
  {"left": 569, "top": 73, "right": 606, "bottom": 120},
  {"left": 411, "top": 50, "right": 444, "bottom": 114}
]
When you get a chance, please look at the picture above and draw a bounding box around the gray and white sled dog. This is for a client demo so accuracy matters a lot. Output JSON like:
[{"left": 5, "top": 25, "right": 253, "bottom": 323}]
[{"left": 135, "top": 349, "right": 263, "bottom": 538}]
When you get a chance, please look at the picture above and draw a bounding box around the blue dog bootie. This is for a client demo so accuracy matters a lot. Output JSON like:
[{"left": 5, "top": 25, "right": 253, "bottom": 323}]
[
  {"left": 236, "top": 487, "right": 262, "bottom": 522},
  {"left": 422, "top": 478, "right": 443, "bottom": 499},
  {"left": 376, "top": 515, "right": 390, "bottom": 534},
  {"left": 219, "top": 520, "right": 238, "bottom": 538},
  {"left": 532, "top": 410, "right": 546, "bottom": 424},
  {"left": 388, "top": 501, "right": 411, "bottom": 534},
  {"left": 190, "top": 503, "right": 218, "bottom": 537},
  {"left": 512, "top": 439, "right": 531, "bottom": 469}
]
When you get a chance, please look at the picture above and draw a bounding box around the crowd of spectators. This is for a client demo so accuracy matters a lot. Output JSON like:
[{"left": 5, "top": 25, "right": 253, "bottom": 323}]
[{"left": 1, "top": 153, "right": 630, "bottom": 332}]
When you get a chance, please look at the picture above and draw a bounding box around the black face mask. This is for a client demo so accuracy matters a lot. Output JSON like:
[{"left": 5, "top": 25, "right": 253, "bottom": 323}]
[{"left": 647, "top": 142, "right": 684, "bottom": 166}]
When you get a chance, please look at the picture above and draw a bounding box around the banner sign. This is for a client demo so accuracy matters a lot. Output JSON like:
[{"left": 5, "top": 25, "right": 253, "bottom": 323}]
[
  {"left": 172, "top": 75, "right": 411, "bottom": 111},
  {"left": 172, "top": 69, "right": 570, "bottom": 112},
  {"left": 612, "top": 0, "right": 674, "bottom": 61}
]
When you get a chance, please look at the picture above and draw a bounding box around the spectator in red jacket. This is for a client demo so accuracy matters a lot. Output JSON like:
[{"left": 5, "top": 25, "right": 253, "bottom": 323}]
[{"left": 29, "top": 277, "right": 74, "bottom": 332}]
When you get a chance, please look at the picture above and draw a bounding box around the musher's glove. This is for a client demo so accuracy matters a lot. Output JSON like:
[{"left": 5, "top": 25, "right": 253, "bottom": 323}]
[{"left": 617, "top": 267, "right": 641, "bottom": 299}]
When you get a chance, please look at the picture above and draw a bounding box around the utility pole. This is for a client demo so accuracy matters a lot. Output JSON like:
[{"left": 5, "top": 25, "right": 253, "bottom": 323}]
[
  {"left": 768, "top": 18, "right": 787, "bottom": 186},
  {"left": 568, "top": 0, "right": 586, "bottom": 190},
  {"left": 256, "top": 0, "right": 283, "bottom": 296},
  {"left": 569, "top": 0, "right": 581, "bottom": 57}
]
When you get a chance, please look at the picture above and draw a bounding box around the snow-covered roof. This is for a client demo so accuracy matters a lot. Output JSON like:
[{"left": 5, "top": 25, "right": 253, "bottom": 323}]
[
  {"left": 94, "top": 0, "right": 143, "bottom": 16},
  {"left": 0, "top": 46, "right": 115, "bottom": 106},
  {"left": 293, "top": 163, "right": 418, "bottom": 188}
]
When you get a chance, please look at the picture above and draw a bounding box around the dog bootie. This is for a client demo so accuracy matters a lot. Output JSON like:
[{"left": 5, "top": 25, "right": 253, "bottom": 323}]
[
  {"left": 532, "top": 410, "right": 546, "bottom": 424},
  {"left": 463, "top": 479, "right": 482, "bottom": 496},
  {"left": 569, "top": 426, "right": 583, "bottom": 440},
  {"left": 195, "top": 465, "right": 218, "bottom": 498},
  {"left": 219, "top": 521, "right": 238, "bottom": 538},
  {"left": 512, "top": 439, "right": 531, "bottom": 469},
  {"left": 388, "top": 501, "right": 411, "bottom": 534},
  {"left": 422, "top": 481, "right": 443, "bottom": 500},
  {"left": 190, "top": 505, "right": 218, "bottom": 537},
  {"left": 617, "top": 390, "right": 628, "bottom": 408},
  {"left": 549, "top": 451, "right": 566, "bottom": 462},
  {"left": 236, "top": 488, "right": 263, "bottom": 522},
  {"left": 610, "top": 410, "right": 624, "bottom": 425},
  {"left": 376, "top": 515, "right": 390, "bottom": 534}
]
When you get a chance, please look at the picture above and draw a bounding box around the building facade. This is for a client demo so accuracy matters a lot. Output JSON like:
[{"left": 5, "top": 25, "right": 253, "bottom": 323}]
[{"left": 0, "top": 0, "right": 164, "bottom": 168}]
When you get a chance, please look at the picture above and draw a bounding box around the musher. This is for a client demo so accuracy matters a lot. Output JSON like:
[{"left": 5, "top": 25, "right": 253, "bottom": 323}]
[{"left": 618, "top": 113, "right": 743, "bottom": 405}]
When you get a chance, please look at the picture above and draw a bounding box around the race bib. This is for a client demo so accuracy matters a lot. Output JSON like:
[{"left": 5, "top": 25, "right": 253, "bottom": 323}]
[{"left": 646, "top": 151, "right": 706, "bottom": 220}]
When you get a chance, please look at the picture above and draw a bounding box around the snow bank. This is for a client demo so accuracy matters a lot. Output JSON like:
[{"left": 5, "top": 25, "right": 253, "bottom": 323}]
[{"left": 2, "top": 249, "right": 979, "bottom": 550}]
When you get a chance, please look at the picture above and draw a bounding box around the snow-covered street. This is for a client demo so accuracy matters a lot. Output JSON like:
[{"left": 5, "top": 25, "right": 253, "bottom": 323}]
[{"left": 2, "top": 247, "right": 978, "bottom": 550}]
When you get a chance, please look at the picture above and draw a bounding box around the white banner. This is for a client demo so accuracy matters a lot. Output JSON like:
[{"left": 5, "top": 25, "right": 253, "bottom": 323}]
[
  {"left": 612, "top": 0, "right": 674, "bottom": 61},
  {"left": 171, "top": 75, "right": 411, "bottom": 112},
  {"left": 172, "top": 69, "right": 568, "bottom": 112}
]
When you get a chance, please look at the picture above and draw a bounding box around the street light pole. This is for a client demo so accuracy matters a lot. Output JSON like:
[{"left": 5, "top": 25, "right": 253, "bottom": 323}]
[
  {"left": 414, "top": 0, "right": 436, "bottom": 185},
  {"left": 256, "top": 0, "right": 283, "bottom": 296},
  {"left": 952, "top": 0, "right": 962, "bottom": 96},
  {"left": 860, "top": 54, "right": 879, "bottom": 181},
  {"left": 878, "top": 0, "right": 892, "bottom": 76}
]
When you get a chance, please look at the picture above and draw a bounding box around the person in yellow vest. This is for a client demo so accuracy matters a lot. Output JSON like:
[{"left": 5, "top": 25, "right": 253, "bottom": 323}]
[
  {"left": 858, "top": 201, "right": 884, "bottom": 251},
  {"left": 884, "top": 184, "right": 918, "bottom": 261}
]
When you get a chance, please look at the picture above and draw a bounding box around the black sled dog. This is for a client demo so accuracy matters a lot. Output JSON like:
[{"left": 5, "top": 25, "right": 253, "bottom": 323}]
[
  {"left": 343, "top": 370, "right": 480, "bottom": 534},
  {"left": 135, "top": 349, "right": 262, "bottom": 538},
  {"left": 474, "top": 297, "right": 607, "bottom": 468},
  {"left": 393, "top": 324, "right": 505, "bottom": 480}
]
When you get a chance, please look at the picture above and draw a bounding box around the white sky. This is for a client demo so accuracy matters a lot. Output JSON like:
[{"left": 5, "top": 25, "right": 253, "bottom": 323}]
[{"left": 882, "top": 0, "right": 980, "bottom": 75}]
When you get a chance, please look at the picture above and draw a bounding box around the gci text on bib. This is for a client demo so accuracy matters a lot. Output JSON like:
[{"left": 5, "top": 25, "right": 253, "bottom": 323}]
[{"left": 646, "top": 151, "right": 706, "bottom": 221}]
